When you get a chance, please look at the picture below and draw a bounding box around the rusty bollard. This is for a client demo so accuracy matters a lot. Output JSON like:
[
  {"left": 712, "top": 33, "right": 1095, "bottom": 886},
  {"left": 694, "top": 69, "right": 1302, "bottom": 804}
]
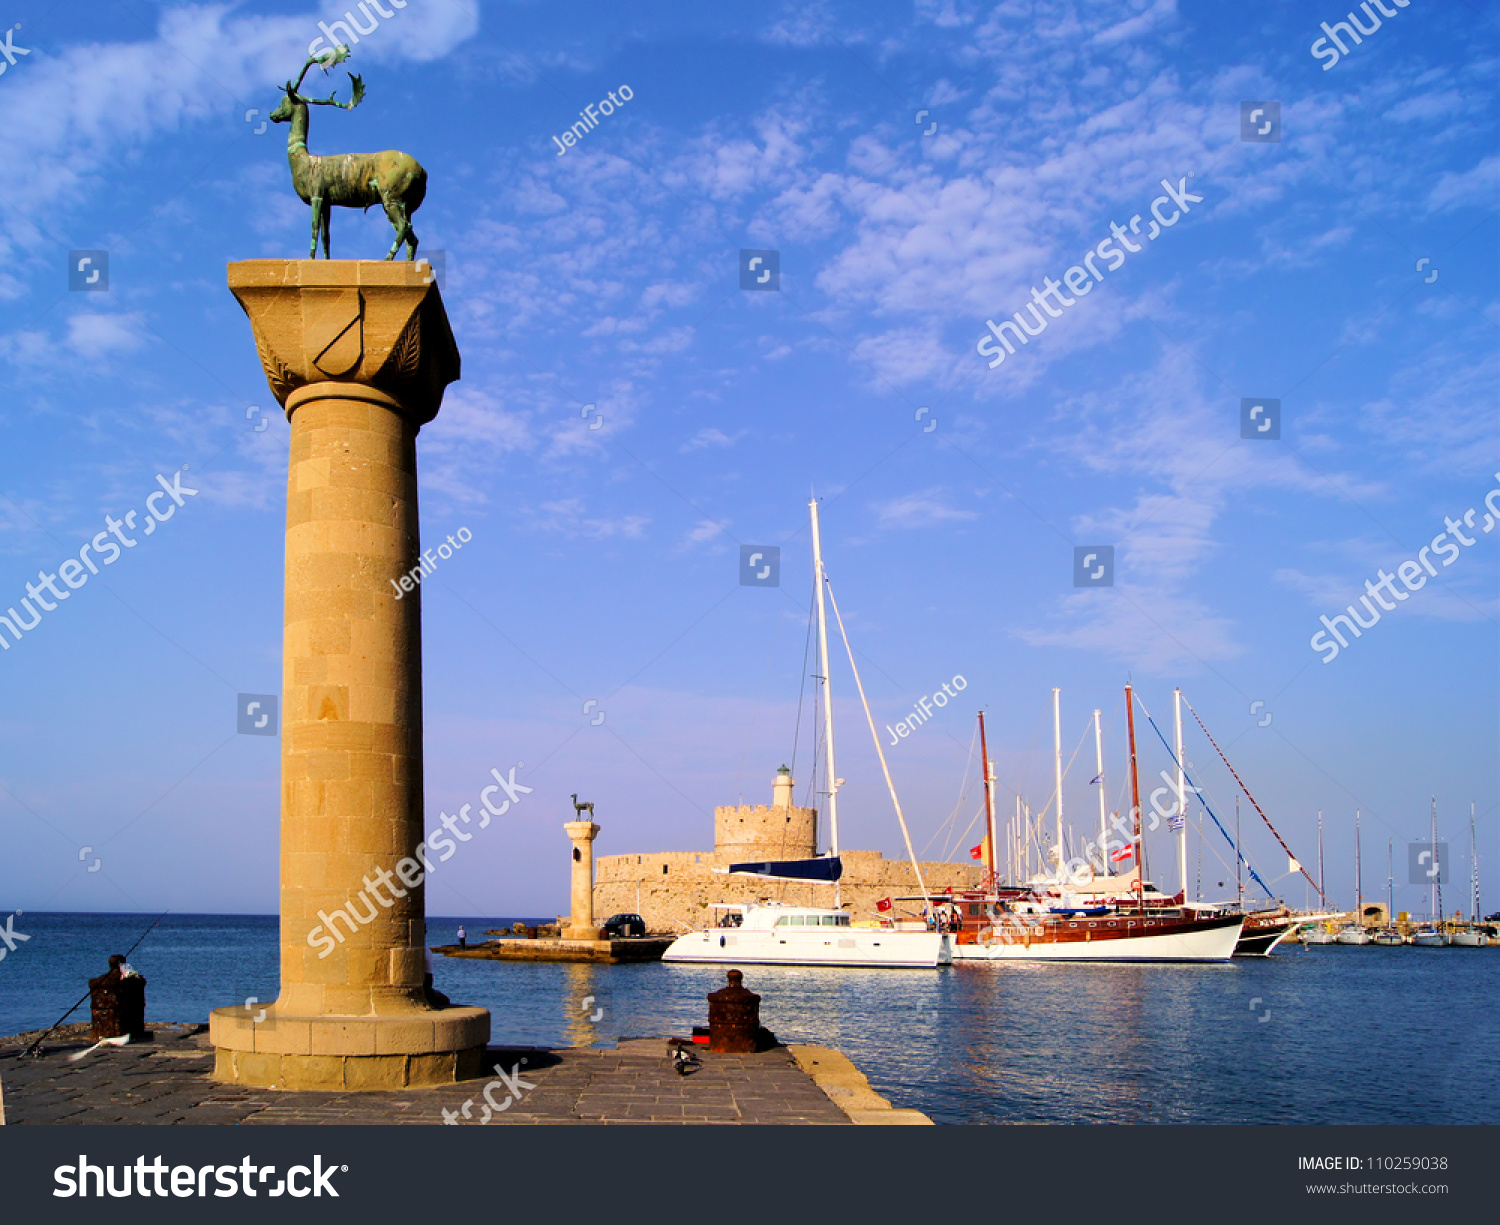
[
  {"left": 89, "top": 956, "right": 149, "bottom": 1041},
  {"left": 707, "top": 969, "right": 775, "bottom": 1053}
]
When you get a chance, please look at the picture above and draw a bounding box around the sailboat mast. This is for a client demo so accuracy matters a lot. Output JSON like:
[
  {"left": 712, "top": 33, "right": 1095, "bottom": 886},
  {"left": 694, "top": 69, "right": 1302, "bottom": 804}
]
[
  {"left": 1430, "top": 796, "right": 1439, "bottom": 922},
  {"left": 1173, "top": 687, "right": 1187, "bottom": 901},
  {"left": 1052, "top": 688, "right": 1065, "bottom": 880},
  {"left": 1355, "top": 809, "right": 1362, "bottom": 918},
  {"left": 1471, "top": 803, "right": 1481, "bottom": 924},
  {"left": 979, "top": 711, "right": 996, "bottom": 890},
  {"left": 1125, "top": 683, "right": 1142, "bottom": 908},
  {"left": 1317, "top": 811, "right": 1324, "bottom": 904},
  {"left": 1235, "top": 795, "right": 1243, "bottom": 907},
  {"left": 822, "top": 576, "right": 932, "bottom": 909},
  {"left": 1014, "top": 794, "right": 1022, "bottom": 884},
  {"left": 808, "top": 497, "right": 840, "bottom": 907},
  {"left": 1093, "top": 709, "right": 1107, "bottom": 879},
  {"left": 1386, "top": 839, "right": 1393, "bottom": 927}
]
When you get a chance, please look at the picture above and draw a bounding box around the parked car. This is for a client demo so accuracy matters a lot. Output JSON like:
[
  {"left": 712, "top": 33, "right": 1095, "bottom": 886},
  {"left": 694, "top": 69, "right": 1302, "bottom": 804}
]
[{"left": 602, "top": 913, "right": 646, "bottom": 938}]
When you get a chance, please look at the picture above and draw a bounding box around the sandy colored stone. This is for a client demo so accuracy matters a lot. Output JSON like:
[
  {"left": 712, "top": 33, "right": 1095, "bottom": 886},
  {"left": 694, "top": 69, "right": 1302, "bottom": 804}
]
[
  {"left": 562, "top": 820, "right": 601, "bottom": 939},
  {"left": 343, "top": 1055, "right": 409, "bottom": 1092},
  {"left": 213, "top": 260, "right": 483, "bottom": 1090},
  {"left": 787, "top": 1044, "right": 933, "bottom": 1125},
  {"left": 278, "top": 1055, "right": 347, "bottom": 1091}
]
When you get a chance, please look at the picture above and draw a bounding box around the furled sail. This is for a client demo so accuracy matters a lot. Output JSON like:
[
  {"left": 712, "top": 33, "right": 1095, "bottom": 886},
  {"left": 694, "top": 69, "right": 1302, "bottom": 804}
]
[{"left": 725, "top": 856, "right": 843, "bottom": 883}]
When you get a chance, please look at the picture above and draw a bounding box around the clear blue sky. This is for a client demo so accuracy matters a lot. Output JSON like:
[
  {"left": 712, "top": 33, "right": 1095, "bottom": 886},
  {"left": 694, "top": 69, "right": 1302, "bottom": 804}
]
[{"left": 1, "top": 0, "right": 1495, "bottom": 921}]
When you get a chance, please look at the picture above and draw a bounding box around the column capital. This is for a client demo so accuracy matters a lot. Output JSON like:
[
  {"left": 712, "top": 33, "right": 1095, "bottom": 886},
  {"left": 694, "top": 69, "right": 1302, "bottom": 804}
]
[
  {"left": 229, "top": 259, "right": 460, "bottom": 427},
  {"left": 564, "top": 821, "right": 601, "bottom": 842}
]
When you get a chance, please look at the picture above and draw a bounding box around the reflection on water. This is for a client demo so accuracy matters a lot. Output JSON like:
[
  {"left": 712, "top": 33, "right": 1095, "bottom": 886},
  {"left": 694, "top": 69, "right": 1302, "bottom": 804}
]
[
  {"left": 437, "top": 952, "right": 1498, "bottom": 1125},
  {"left": 5, "top": 915, "right": 1495, "bottom": 1125},
  {"left": 560, "top": 962, "right": 608, "bottom": 1048}
]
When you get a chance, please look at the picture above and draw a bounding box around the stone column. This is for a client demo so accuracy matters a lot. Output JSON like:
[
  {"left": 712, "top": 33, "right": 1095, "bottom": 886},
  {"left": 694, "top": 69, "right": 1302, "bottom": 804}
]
[
  {"left": 562, "top": 821, "right": 601, "bottom": 940},
  {"left": 210, "top": 260, "right": 488, "bottom": 1090}
]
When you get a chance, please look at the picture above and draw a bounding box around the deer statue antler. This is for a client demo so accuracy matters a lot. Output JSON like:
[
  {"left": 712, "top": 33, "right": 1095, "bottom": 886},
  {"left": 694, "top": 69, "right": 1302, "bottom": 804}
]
[
  {"left": 284, "top": 43, "right": 352, "bottom": 100},
  {"left": 270, "top": 44, "right": 426, "bottom": 261},
  {"left": 305, "top": 74, "right": 365, "bottom": 110}
]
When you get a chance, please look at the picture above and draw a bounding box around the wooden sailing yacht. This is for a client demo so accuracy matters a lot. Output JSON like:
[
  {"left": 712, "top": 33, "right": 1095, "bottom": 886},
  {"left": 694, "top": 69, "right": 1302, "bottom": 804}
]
[{"left": 944, "top": 685, "right": 1242, "bottom": 962}]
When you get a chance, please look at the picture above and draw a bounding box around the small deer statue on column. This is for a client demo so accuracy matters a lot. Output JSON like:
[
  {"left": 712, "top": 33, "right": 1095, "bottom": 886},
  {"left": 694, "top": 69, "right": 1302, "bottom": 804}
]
[{"left": 269, "top": 45, "right": 426, "bottom": 260}]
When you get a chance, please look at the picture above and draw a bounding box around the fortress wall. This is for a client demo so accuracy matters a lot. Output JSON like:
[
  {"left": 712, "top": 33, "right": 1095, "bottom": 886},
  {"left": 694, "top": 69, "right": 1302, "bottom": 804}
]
[
  {"left": 593, "top": 850, "right": 983, "bottom": 934},
  {"left": 713, "top": 803, "right": 817, "bottom": 860}
]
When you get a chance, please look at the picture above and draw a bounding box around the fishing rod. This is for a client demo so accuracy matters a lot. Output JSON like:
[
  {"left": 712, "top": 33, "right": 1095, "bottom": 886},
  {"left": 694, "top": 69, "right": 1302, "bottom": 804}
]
[{"left": 23, "top": 912, "right": 170, "bottom": 1058}]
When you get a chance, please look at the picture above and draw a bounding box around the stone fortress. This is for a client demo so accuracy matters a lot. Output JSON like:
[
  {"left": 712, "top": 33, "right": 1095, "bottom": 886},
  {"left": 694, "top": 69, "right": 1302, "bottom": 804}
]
[{"left": 592, "top": 767, "right": 982, "bottom": 932}]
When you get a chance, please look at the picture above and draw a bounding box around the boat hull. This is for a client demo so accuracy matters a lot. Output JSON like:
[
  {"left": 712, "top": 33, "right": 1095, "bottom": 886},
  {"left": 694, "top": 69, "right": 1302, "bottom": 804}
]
[
  {"left": 1234, "top": 916, "right": 1295, "bottom": 956},
  {"left": 1450, "top": 931, "right": 1488, "bottom": 947},
  {"left": 951, "top": 913, "right": 1242, "bottom": 962},
  {"left": 662, "top": 927, "right": 948, "bottom": 968},
  {"left": 1411, "top": 933, "right": 1450, "bottom": 947}
]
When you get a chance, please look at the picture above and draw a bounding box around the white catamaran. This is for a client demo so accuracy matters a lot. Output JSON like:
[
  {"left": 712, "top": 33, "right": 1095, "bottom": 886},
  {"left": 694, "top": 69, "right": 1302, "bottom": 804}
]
[{"left": 663, "top": 498, "right": 948, "bottom": 969}]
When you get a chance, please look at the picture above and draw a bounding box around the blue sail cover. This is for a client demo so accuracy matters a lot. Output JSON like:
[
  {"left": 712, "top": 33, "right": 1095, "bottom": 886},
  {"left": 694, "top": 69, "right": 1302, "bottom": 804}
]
[{"left": 727, "top": 856, "right": 843, "bottom": 883}]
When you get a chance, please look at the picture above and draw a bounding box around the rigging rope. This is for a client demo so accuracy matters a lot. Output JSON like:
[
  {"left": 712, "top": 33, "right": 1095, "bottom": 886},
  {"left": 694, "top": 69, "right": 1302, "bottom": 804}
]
[
  {"left": 788, "top": 583, "right": 816, "bottom": 798},
  {"left": 1135, "top": 699, "right": 1275, "bottom": 901},
  {"left": 824, "top": 577, "right": 932, "bottom": 904},
  {"left": 1183, "top": 696, "right": 1329, "bottom": 906}
]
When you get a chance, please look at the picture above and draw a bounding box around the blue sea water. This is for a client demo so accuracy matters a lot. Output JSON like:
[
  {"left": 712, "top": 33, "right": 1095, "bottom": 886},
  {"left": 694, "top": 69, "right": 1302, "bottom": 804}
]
[{"left": 2, "top": 912, "right": 1495, "bottom": 1125}]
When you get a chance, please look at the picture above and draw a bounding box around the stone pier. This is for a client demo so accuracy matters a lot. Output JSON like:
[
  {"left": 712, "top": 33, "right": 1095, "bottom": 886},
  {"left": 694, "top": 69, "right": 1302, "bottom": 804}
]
[{"left": 209, "top": 260, "right": 488, "bottom": 1090}]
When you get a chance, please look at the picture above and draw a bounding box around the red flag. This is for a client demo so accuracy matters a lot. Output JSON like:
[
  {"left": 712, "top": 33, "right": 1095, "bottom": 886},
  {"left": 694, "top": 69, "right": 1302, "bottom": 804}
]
[
  {"left": 969, "top": 844, "right": 984, "bottom": 860},
  {"left": 1111, "top": 845, "right": 1134, "bottom": 863},
  {"left": 876, "top": 897, "right": 893, "bottom": 912}
]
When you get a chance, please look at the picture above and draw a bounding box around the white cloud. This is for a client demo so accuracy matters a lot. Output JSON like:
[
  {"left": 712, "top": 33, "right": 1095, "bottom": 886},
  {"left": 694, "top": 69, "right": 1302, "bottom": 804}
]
[
  {"left": 1427, "top": 156, "right": 1500, "bottom": 212},
  {"left": 679, "top": 427, "right": 745, "bottom": 453},
  {"left": 0, "top": 2, "right": 479, "bottom": 222},
  {"left": 874, "top": 489, "right": 978, "bottom": 529},
  {"left": 65, "top": 312, "right": 149, "bottom": 357},
  {"left": 679, "top": 518, "right": 730, "bottom": 549},
  {"left": 533, "top": 498, "right": 649, "bottom": 540}
]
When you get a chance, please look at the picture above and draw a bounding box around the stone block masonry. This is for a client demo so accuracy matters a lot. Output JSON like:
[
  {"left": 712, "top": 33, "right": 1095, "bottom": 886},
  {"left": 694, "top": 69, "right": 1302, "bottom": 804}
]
[
  {"left": 209, "top": 260, "right": 487, "bottom": 1090},
  {"left": 594, "top": 849, "right": 982, "bottom": 933},
  {"left": 593, "top": 769, "right": 980, "bottom": 932}
]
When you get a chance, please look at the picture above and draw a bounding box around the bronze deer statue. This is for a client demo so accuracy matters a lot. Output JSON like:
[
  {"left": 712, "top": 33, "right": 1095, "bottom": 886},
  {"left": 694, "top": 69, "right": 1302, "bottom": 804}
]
[
  {"left": 269, "top": 46, "right": 426, "bottom": 260},
  {"left": 571, "top": 794, "right": 595, "bottom": 819}
]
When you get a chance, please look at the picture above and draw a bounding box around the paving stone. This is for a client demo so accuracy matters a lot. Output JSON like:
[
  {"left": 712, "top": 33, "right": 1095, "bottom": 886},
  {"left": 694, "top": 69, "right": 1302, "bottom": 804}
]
[{"left": 0, "top": 1030, "right": 849, "bottom": 1126}]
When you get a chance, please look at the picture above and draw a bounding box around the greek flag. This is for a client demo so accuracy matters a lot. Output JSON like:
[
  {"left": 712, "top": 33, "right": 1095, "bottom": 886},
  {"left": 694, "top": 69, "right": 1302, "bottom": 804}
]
[{"left": 1168, "top": 813, "right": 1186, "bottom": 833}]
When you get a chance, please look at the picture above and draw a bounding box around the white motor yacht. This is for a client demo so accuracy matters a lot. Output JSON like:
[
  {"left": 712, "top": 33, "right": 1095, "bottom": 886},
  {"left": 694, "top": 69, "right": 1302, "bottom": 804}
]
[{"left": 663, "top": 903, "right": 948, "bottom": 968}]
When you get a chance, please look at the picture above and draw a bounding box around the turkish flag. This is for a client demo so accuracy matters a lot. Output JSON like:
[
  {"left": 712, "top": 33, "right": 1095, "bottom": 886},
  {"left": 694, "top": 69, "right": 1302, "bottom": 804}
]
[
  {"left": 970, "top": 844, "right": 984, "bottom": 860},
  {"left": 876, "top": 897, "right": 893, "bottom": 912}
]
